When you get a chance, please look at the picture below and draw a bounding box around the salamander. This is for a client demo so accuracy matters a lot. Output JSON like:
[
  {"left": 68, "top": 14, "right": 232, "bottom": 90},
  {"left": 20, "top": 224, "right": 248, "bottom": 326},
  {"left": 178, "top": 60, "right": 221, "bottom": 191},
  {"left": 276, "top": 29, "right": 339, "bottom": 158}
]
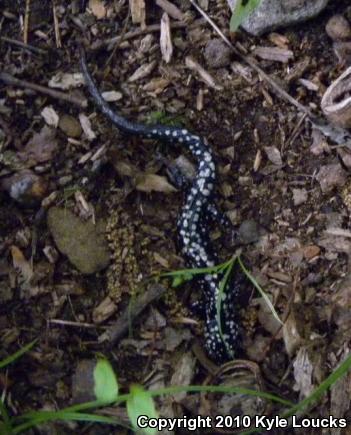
[{"left": 80, "top": 48, "right": 240, "bottom": 362}]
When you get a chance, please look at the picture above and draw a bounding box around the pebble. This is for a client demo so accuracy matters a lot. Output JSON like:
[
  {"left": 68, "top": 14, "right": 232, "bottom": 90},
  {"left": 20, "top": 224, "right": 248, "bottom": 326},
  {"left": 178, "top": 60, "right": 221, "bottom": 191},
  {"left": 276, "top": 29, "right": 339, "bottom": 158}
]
[
  {"left": 292, "top": 188, "right": 308, "bottom": 206},
  {"left": 58, "top": 114, "right": 82, "bottom": 138},
  {"left": 316, "top": 163, "right": 347, "bottom": 193},
  {"left": 325, "top": 15, "right": 351, "bottom": 41},
  {"left": 204, "top": 39, "right": 231, "bottom": 68}
]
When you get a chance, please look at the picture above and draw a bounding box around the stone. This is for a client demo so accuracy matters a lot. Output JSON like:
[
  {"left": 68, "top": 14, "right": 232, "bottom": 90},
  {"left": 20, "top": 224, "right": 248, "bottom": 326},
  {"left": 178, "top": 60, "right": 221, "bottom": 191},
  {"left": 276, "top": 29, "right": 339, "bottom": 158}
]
[
  {"left": 47, "top": 207, "right": 110, "bottom": 274},
  {"left": 228, "top": 0, "right": 329, "bottom": 36},
  {"left": 204, "top": 39, "right": 232, "bottom": 68}
]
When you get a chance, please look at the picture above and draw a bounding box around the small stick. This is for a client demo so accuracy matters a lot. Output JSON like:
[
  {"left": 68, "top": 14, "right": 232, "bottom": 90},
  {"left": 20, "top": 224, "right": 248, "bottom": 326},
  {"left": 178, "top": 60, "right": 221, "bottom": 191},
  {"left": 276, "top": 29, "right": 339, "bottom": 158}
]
[
  {"left": 104, "top": 6, "right": 131, "bottom": 68},
  {"left": 23, "top": 0, "right": 31, "bottom": 44},
  {"left": 92, "top": 20, "right": 196, "bottom": 50},
  {"left": 52, "top": 0, "right": 62, "bottom": 48},
  {"left": 48, "top": 319, "right": 105, "bottom": 329},
  {"left": 102, "top": 283, "right": 167, "bottom": 345},
  {"left": 0, "top": 36, "right": 48, "bottom": 56},
  {"left": 0, "top": 72, "right": 88, "bottom": 108}
]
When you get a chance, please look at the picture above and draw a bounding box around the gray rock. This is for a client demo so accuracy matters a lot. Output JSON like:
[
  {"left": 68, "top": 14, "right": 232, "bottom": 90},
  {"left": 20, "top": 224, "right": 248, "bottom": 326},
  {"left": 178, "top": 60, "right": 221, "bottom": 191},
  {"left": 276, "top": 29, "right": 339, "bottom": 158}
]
[
  {"left": 204, "top": 39, "right": 232, "bottom": 68},
  {"left": 238, "top": 219, "right": 265, "bottom": 244},
  {"left": 47, "top": 207, "right": 110, "bottom": 274},
  {"left": 228, "top": 0, "right": 329, "bottom": 36}
]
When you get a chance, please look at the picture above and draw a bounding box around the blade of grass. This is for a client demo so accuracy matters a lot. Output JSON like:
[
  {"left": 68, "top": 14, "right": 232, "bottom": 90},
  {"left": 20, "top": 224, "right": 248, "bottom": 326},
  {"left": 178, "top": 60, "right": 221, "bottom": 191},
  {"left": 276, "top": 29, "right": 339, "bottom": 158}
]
[
  {"left": 0, "top": 399, "right": 12, "bottom": 434},
  {"left": 237, "top": 256, "right": 283, "bottom": 325},
  {"left": 241, "top": 352, "right": 351, "bottom": 435},
  {"left": 0, "top": 339, "right": 38, "bottom": 369},
  {"left": 12, "top": 411, "right": 119, "bottom": 434},
  {"left": 283, "top": 351, "right": 351, "bottom": 418},
  {"left": 115, "top": 384, "right": 294, "bottom": 407},
  {"left": 159, "top": 257, "right": 233, "bottom": 280}
]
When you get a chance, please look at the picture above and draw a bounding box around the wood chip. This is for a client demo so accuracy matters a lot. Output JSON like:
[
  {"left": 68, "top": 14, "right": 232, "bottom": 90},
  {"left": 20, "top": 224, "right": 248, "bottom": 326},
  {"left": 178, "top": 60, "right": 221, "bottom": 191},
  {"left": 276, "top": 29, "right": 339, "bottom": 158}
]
[
  {"left": 160, "top": 13, "right": 173, "bottom": 64},
  {"left": 185, "top": 56, "right": 222, "bottom": 90},
  {"left": 128, "top": 61, "right": 157, "bottom": 82},
  {"left": 41, "top": 106, "right": 59, "bottom": 127},
  {"left": 254, "top": 46, "right": 294, "bottom": 63},
  {"left": 264, "top": 146, "right": 283, "bottom": 166},
  {"left": 298, "top": 78, "right": 319, "bottom": 92},
  {"left": 79, "top": 113, "right": 97, "bottom": 141},
  {"left": 130, "top": 0, "right": 146, "bottom": 27},
  {"left": 156, "top": 0, "right": 184, "bottom": 21},
  {"left": 101, "top": 90, "right": 123, "bottom": 102}
]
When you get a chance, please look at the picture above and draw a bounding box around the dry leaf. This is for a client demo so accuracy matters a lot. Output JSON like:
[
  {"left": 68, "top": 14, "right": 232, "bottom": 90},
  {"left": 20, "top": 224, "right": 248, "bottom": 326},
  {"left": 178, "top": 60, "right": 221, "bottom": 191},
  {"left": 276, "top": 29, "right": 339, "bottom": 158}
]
[
  {"left": 264, "top": 146, "right": 283, "bottom": 166},
  {"left": 19, "top": 126, "right": 58, "bottom": 164},
  {"left": 136, "top": 173, "right": 177, "bottom": 193},
  {"left": 160, "top": 13, "right": 173, "bottom": 64}
]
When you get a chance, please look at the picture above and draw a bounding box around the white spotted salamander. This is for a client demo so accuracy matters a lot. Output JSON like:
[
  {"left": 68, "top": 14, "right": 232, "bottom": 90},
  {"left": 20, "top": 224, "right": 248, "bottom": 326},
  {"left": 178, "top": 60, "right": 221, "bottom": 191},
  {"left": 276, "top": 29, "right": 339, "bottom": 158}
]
[{"left": 80, "top": 48, "right": 240, "bottom": 363}]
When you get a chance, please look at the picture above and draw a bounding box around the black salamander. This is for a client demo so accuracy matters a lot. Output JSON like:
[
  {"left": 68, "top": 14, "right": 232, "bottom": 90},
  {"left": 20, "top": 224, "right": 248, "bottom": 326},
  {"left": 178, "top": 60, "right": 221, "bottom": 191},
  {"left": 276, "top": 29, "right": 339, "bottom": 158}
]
[{"left": 80, "top": 49, "right": 240, "bottom": 362}]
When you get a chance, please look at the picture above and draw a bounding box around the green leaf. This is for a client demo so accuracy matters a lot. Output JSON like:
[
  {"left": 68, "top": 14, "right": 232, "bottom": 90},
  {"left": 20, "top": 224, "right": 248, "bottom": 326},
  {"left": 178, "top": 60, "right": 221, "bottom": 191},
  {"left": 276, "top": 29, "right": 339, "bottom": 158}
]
[
  {"left": 127, "top": 385, "right": 158, "bottom": 435},
  {"left": 172, "top": 272, "right": 193, "bottom": 287},
  {"left": 230, "top": 0, "right": 261, "bottom": 32},
  {"left": 93, "top": 359, "right": 118, "bottom": 403}
]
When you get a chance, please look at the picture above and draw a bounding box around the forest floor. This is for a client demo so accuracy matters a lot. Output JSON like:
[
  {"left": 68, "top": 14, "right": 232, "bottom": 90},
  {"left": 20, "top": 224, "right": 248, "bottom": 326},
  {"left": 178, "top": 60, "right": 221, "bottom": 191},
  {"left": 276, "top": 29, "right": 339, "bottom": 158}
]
[{"left": 1, "top": 0, "right": 351, "bottom": 433}]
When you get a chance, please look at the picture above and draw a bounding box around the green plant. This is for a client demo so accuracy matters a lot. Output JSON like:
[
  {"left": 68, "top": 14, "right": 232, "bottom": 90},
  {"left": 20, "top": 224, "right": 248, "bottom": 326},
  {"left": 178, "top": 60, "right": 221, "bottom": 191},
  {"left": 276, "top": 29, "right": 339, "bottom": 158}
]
[
  {"left": 1, "top": 338, "right": 351, "bottom": 434},
  {"left": 146, "top": 110, "right": 185, "bottom": 127},
  {"left": 230, "top": 0, "right": 261, "bottom": 32},
  {"left": 161, "top": 253, "right": 282, "bottom": 356}
]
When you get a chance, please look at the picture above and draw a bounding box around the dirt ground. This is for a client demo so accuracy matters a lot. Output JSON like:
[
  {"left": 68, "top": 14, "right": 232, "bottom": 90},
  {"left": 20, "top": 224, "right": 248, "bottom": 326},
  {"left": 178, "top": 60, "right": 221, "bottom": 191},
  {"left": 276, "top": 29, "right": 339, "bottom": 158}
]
[{"left": 1, "top": 0, "right": 351, "bottom": 433}]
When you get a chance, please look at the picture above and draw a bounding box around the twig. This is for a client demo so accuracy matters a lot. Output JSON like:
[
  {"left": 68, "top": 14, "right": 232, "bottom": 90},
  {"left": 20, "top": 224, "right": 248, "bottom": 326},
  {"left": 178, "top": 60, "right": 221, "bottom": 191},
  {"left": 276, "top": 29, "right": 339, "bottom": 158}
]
[
  {"left": 48, "top": 319, "right": 106, "bottom": 328},
  {"left": 104, "top": 6, "right": 131, "bottom": 68},
  {"left": 101, "top": 283, "right": 167, "bottom": 345},
  {"left": 0, "top": 36, "right": 48, "bottom": 56},
  {"left": 0, "top": 72, "right": 88, "bottom": 108},
  {"left": 91, "top": 20, "right": 201, "bottom": 50},
  {"left": 23, "top": 0, "right": 31, "bottom": 44},
  {"left": 285, "top": 112, "right": 308, "bottom": 150},
  {"left": 52, "top": 0, "right": 62, "bottom": 48}
]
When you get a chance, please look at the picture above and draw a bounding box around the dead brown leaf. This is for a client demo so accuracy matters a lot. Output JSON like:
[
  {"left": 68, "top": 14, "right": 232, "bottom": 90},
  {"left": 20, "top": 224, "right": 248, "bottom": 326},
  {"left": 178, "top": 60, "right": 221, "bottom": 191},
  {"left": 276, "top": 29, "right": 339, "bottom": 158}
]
[
  {"left": 19, "top": 126, "right": 58, "bottom": 165},
  {"left": 136, "top": 173, "right": 177, "bottom": 193}
]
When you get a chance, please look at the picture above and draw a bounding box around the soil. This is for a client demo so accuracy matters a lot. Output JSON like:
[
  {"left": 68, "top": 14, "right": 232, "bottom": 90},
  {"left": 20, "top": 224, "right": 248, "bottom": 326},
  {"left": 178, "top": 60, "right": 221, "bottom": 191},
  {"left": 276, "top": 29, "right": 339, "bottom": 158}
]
[{"left": 1, "top": 0, "right": 351, "bottom": 434}]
